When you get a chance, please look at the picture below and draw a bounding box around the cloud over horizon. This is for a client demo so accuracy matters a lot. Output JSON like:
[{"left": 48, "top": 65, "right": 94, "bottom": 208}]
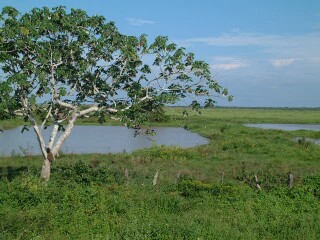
[
  {"left": 126, "top": 17, "right": 155, "bottom": 26},
  {"left": 211, "top": 57, "right": 249, "bottom": 70},
  {"left": 181, "top": 31, "right": 320, "bottom": 59},
  {"left": 269, "top": 58, "right": 297, "bottom": 68},
  {"left": 191, "top": 31, "right": 320, "bottom": 107}
]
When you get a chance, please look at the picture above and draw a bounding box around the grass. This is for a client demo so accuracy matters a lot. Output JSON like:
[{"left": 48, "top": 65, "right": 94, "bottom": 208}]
[{"left": 0, "top": 107, "right": 320, "bottom": 239}]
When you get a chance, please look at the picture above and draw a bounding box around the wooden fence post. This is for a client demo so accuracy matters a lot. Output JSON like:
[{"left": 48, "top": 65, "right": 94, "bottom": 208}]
[
  {"left": 254, "top": 174, "right": 261, "bottom": 190},
  {"left": 153, "top": 169, "right": 159, "bottom": 186},
  {"left": 289, "top": 173, "right": 294, "bottom": 189},
  {"left": 124, "top": 168, "right": 129, "bottom": 179},
  {"left": 232, "top": 167, "right": 236, "bottom": 179},
  {"left": 175, "top": 171, "right": 181, "bottom": 184},
  {"left": 221, "top": 170, "right": 225, "bottom": 184}
]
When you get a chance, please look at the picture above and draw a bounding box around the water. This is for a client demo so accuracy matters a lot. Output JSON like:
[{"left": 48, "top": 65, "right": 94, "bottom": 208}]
[
  {"left": 244, "top": 124, "right": 320, "bottom": 131},
  {"left": 244, "top": 123, "right": 320, "bottom": 145},
  {"left": 293, "top": 138, "right": 320, "bottom": 145},
  {"left": 0, "top": 126, "right": 209, "bottom": 156}
]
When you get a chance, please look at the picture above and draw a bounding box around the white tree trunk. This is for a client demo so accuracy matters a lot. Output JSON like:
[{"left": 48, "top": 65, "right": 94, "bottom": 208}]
[
  {"left": 31, "top": 125, "right": 51, "bottom": 181},
  {"left": 40, "top": 158, "right": 51, "bottom": 181},
  {"left": 31, "top": 125, "right": 52, "bottom": 181},
  {"left": 48, "top": 123, "right": 59, "bottom": 149},
  {"left": 52, "top": 113, "right": 77, "bottom": 156},
  {"left": 32, "top": 106, "right": 99, "bottom": 181},
  {"left": 31, "top": 120, "right": 47, "bottom": 158},
  {"left": 51, "top": 106, "right": 98, "bottom": 156}
]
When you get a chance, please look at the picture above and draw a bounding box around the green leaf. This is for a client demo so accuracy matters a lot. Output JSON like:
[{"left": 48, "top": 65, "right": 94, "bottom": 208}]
[{"left": 21, "top": 26, "right": 29, "bottom": 35}]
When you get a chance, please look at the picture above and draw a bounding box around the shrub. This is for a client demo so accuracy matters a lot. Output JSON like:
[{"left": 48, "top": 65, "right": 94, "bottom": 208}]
[
  {"left": 304, "top": 173, "right": 320, "bottom": 199},
  {"left": 54, "top": 161, "right": 125, "bottom": 185},
  {"left": 177, "top": 178, "right": 212, "bottom": 197}
]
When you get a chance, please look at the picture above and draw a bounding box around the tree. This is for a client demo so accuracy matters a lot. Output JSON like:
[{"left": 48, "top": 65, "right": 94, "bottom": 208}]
[{"left": 0, "top": 6, "right": 231, "bottom": 181}]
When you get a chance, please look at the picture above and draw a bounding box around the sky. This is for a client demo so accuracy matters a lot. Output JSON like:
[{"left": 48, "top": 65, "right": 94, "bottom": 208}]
[{"left": 1, "top": 0, "right": 320, "bottom": 107}]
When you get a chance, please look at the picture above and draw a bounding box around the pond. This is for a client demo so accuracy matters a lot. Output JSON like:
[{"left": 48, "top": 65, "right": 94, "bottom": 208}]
[
  {"left": 244, "top": 124, "right": 320, "bottom": 131},
  {"left": 244, "top": 123, "right": 320, "bottom": 145},
  {"left": 0, "top": 126, "right": 209, "bottom": 156}
]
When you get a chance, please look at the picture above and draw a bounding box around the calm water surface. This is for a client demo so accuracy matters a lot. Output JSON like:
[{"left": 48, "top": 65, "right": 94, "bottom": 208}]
[
  {"left": 0, "top": 126, "right": 208, "bottom": 156},
  {"left": 244, "top": 123, "right": 320, "bottom": 145},
  {"left": 244, "top": 124, "right": 320, "bottom": 131}
]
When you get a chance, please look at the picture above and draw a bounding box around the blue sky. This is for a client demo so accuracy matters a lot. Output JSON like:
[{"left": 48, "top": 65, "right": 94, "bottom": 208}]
[{"left": 1, "top": 0, "right": 320, "bottom": 107}]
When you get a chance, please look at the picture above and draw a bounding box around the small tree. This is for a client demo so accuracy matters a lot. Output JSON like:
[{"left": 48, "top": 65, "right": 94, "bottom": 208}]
[{"left": 0, "top": 6, "right": 231, "bottom": 181}]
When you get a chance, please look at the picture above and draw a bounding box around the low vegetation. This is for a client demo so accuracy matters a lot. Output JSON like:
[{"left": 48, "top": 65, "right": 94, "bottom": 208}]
[{"left": 1, "top": 107, "right": 320, "bottom": 239}]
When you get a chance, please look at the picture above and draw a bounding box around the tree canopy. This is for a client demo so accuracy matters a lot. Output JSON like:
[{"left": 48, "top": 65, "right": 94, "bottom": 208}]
[{"left": 0, "top": 6, "right": 231, "bottom": 180}]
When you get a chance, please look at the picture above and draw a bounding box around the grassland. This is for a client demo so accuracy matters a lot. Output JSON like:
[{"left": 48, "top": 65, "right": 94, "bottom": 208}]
[{"left": 0, "top": 107, "right": 320, "bottom": 239}]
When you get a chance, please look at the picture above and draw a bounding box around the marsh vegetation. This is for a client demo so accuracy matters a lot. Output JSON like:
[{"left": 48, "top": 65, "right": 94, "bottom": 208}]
[{"left": 1, "top": 107, "right": 320, "bottom": 239}]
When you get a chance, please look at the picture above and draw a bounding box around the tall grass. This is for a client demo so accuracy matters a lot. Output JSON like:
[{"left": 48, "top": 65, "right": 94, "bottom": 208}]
[
  {"left": 0, "top": 163, "right": 320, "bottom": 239},
  {"left": 0, "top": 107, "right": 320, "bottom": 239}
]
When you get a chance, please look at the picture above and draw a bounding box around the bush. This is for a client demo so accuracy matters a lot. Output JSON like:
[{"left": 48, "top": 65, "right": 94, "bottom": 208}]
[
  {"left": 54, "top": 161, "right": 125, "bottom": 185},
  {"left": 237, "top": 166, "right": 289, "bottom": 190},
  {"left": 304, "top": 173, "right": 320, "bottom": 199},
  {"left": 177, "top": 177, "right": 212, "bottom": 197}
]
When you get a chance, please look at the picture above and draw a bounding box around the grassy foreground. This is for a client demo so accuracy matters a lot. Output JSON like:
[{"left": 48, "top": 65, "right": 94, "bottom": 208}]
[{"left": 1, "top": 107, "right": 320, "bottom": 239}]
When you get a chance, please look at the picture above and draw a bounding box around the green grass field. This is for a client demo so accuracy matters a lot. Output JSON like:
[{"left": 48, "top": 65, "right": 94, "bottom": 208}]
[{"left": 1, "top": 108, "right": 320, "bottom": 239}]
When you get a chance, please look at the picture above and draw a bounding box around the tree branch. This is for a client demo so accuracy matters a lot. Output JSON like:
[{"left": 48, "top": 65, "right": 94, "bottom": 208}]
[
  {"left": 77, "top": 105, "right": 99, "bottom": 117},
  {"left": 56, "top": 99, "right": 77, "bottom": 110},
  {"left": 52, "top": 112, "right": 77, "bottom": 155},
  {"left": 21, "top": 95, "right": 47, "bottom": 158},
  {"left": 40, "top": 105, "right": 53, "bottom": 130},
  {"left": 48, "top": 123, "right": 59, "bottom": 150}
]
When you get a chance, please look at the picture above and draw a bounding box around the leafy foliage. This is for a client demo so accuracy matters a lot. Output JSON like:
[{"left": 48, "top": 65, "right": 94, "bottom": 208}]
[
  {"left": 0, "top": 6, "right": 230, "bottom": 179},
  {"left": 0, "top": 6, "right": 230, "bottom": 126}
]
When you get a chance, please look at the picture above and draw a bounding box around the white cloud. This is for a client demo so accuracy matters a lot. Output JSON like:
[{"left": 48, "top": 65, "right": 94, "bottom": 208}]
[
  {"left": 311, "top": 56, "right": 320, "bottom": 63},
  {"left": 175, "top": 31, "right": 320, "bottom": 107},
  {"left": 269, "top": 58, "right": 297, "bottom": 68},
  {"left": 181, "top": 31, "right": 320, "bottom": 59},
  {"left": 211, "top": 57, "right": 248, "bottom": 70},
  {"left": 126, "top": 17, "right": 155, "bottom": 26},
  {"left": 187, "top": 33, "right": 282, "bottom": 47},
  {"left": 213, "top": 63, "right": 244, "bottom": 70}
]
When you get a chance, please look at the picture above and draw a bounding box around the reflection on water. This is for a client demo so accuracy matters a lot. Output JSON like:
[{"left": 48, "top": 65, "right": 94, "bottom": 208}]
[{"left": 0, "top": 126, "right": 208, "bottom": 156}]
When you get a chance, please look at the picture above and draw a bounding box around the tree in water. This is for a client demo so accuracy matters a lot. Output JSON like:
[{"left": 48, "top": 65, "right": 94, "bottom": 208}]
[{"left": 0, "top": 6, "right": 232, "bottom": 181}]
